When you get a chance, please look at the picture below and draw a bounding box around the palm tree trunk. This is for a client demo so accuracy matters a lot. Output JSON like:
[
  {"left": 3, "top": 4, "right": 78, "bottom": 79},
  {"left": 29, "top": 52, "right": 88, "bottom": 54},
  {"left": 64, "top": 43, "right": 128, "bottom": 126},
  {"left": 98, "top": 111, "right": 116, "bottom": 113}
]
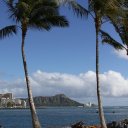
[
  {"left": 21, "top": 30, "right": 41, "bottom": 128},
  {"left": 95, "top": 16, "right": 107, "bottom": 128}
]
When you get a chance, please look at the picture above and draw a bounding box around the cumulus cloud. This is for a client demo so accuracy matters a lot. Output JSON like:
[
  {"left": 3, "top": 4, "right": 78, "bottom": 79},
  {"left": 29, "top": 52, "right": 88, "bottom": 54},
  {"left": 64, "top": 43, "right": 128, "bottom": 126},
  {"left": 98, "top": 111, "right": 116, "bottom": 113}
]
[
  {"left": 0, "top": 70, "right": 128, "bottom": 100},
  {"left": 30, "top": 70, "right": 97, "bottom": 98},
  {"left": 114, "top": 49, "right": 128, "bottom": 60},
  {"left": 0, "top": 79, "right": 27, "bottom": 98}
]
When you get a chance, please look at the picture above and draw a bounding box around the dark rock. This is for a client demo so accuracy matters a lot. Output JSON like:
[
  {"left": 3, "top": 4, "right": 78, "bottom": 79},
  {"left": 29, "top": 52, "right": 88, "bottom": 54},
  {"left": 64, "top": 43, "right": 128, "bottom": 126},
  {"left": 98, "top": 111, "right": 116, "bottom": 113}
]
[
  {"left": 71, "top": 119, "right": 128, "bottom": 128},
  {"left": 107, "top": 119, "right": 128, "bottom": 128},
  {"left": 71, "top": 121, "right": 84, "bottom": 128},
  {"left": 0, "top": 125, "right": 3, "bottom": 128}
]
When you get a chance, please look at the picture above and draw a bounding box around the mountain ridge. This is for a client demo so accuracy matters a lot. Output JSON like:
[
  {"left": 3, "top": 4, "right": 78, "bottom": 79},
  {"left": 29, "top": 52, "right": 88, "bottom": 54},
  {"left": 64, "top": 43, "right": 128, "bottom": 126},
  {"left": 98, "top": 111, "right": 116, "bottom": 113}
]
[{"left": 25, "top": 94, "right": 84, "bottom": 107}]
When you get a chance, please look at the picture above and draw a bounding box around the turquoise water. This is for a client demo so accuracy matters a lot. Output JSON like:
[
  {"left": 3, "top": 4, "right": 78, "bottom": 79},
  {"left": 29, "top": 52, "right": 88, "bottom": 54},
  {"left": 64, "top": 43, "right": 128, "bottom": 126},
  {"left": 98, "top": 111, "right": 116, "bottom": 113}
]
[{"left": 0, "top": 107, "right": 128, "bottom": 128}]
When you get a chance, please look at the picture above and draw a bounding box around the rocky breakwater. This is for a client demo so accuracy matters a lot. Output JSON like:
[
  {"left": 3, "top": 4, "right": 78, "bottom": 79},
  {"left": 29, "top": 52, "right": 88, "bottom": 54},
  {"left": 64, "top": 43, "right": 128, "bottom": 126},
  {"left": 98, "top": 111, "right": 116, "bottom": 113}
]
[
  {"left": 71, "top": 121, "right": 100, "bottom": 128},
  {"left": 107, "top": 119, "right": 128, "bottom": 128},
  {"left": 71, "top": 119, "right": 128, "bottom": 128}
]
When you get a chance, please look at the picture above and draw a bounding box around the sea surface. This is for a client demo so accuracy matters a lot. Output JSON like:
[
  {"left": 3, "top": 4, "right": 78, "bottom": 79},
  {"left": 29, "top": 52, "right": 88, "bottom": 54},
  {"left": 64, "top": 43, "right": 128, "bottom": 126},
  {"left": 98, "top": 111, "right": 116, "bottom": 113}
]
[{"left": 0, "top": 106, "right": 128, "bottom": 128}]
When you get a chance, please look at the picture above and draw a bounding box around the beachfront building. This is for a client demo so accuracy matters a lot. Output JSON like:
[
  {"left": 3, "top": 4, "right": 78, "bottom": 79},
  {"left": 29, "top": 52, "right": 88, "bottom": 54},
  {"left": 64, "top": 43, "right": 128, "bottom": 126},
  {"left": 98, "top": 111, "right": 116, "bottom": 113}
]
[
  {"left": 0, "top": 93, "right": 26, "bottom": 108},
  {"left": 0, "top": 93, "right": 13, "bottom": 99}
]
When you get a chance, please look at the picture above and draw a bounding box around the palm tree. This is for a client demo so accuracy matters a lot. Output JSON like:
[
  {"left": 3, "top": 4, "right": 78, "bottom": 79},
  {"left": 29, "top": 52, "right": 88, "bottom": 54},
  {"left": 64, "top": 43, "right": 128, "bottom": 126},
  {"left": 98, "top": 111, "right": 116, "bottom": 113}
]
[
  {"left": 0, "top": 25, "right": 17, "bottom": 39},
  {"left": 87, "top": 1, "right": 125, "bottom": 128},
  {"left": 57, "top": 1, "right": 125, "bottom": 128},
  {"left": 5, "top": 0, "right": 69, "bottom": 127}
]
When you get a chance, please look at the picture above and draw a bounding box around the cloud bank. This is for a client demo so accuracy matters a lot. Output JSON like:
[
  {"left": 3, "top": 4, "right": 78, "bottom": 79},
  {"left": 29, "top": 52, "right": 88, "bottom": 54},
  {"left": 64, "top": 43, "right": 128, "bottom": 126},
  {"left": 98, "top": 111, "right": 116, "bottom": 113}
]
[{"left": 0, "top": 70, "right": 128, "bottom": 100}]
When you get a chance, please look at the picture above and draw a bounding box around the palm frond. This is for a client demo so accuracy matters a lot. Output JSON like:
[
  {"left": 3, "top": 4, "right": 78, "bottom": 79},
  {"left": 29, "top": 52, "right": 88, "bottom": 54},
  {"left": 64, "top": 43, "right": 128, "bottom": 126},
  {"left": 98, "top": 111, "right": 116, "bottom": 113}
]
[
  {"left": 5, "top": 0, "right": 17, "bottom": 20},
  {"left": 0, "top": 25, "right": 17, "bottom": 39},
  {"left": 29, "top": 23, "right": 51, "bottom": 31},
  {"left": 68, "top": 1, "right": 88, "bottom": 18},
  {"left": 55, "top": 0, "right": 88, "bottom": 18},
  {"left": 28, "top": 20, "right": 51, "bottom": 31},
  {"left": 100, "top": 29, "right": 125, "bottom": 50},
  {"left": 43, "top": 15, "right": 69, "bottom": 27},
  {"left": 28, "top": 0, "right": 69, "bottom": 30},
  {"left": 109, "top": 17, "right": 125, "bottom": 41},
  {"left": 29, "top": 15, "right": 69, "bottom": 30},
  {"left": 89, "top": 0, "right": 126, "bottom": 19},
  {"left": 30, "top": 1, "right": 59, "bottom": 20},
  {"left": 6, "top": 0, "right": 30, "bottom": 22},
  {"left": 88, "top": 0, "right": 103, "bottom": 12},
  {"left": 6, "top": 0, "right": 69, "bottom": 31},
  {"left": 108, "top": 16, "right": 128, "bottom": 46}
]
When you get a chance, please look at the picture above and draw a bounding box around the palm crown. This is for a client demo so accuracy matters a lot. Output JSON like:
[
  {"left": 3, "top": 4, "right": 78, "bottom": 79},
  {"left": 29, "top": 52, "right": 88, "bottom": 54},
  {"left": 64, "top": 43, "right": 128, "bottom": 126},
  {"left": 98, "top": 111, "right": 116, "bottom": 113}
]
[
  {"left": 6, "top": 0, "right": 69, "bottom": 32},
  {"left": 88, "top": 0, "right": 126, "bottom": 24}
]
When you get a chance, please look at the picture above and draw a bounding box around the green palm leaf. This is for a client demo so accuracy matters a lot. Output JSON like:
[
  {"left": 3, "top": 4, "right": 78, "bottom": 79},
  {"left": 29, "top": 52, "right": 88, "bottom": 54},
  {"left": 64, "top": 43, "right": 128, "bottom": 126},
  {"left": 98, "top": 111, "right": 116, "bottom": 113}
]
[
  {"left": 68, "top": 0, "right": 88, "bottom": 18},
  {"left": 0, "top": 25, "right": 17, "bottom": 39},
  {"left": 55, "top": 0, "right": 88, "bottom": 18},
  {"left": 100, "top": 29, "right": 125, "bottom": 50},
  {"left": 29, "top": 15, "right": 68, "bottom": 30},
  {"left": 89, "top": 0, "right": 126, "bottom": 19},
  {"left": 111, "top": 17, "right": 128, "bottom": 45}
]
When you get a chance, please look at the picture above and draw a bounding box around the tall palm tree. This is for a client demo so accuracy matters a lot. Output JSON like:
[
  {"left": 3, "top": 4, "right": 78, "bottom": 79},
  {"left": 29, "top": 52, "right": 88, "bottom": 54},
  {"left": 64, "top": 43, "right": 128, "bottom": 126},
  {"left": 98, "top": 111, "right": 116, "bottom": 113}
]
[
  {"left": 57, "top": 1, "right": 125, "bottom": 128},
  {"left": 5, "top": 0, "right": 69, "bottom": 127},
  {"left": 87, "top": 1, "right": 125, "bottom": 128},
  {"left": 0, "top": 25, "right": 17, "bottom": 39}
]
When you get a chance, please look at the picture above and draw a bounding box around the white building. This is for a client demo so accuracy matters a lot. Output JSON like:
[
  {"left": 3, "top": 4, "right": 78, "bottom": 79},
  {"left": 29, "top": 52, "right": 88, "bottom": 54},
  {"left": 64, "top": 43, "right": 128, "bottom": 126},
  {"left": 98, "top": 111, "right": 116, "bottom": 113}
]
[{"left": 0, "top": 93, "right": 26, "bottom": 108}]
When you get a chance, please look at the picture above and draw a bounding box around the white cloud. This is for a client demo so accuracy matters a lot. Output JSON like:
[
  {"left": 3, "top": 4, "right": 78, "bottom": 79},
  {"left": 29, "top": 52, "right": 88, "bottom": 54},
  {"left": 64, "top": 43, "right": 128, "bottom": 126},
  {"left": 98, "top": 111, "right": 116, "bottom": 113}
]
[
  {"left": 0, "top": 70, "right": 128, "bottom": 101},
  {"left": 0, "top": 79, "right": 27, "bottom": 98},
  {"left": 114, "top": 49, "right": 128, "bottom": 60}
]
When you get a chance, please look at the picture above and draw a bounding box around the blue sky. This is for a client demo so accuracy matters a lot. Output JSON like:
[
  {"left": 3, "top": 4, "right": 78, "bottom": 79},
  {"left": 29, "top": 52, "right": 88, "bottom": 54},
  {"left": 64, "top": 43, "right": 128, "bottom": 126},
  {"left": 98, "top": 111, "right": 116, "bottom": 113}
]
[{"left": 0, "top": 1, "right": 128, "bottom": 106}]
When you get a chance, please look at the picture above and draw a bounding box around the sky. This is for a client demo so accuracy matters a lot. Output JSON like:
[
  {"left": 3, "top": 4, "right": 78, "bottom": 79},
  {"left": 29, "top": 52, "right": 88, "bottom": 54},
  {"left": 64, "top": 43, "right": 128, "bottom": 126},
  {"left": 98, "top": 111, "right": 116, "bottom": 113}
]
[{"left": 0, "top": 1, "right": 128, "bottom": 106}]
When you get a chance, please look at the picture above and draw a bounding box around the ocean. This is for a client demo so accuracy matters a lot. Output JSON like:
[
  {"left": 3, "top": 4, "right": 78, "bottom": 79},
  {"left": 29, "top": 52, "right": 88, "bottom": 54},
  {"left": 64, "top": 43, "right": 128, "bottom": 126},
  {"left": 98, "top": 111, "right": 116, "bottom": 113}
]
[{"left": 0, "top": 106, "right": 128, "bottom": 128}]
